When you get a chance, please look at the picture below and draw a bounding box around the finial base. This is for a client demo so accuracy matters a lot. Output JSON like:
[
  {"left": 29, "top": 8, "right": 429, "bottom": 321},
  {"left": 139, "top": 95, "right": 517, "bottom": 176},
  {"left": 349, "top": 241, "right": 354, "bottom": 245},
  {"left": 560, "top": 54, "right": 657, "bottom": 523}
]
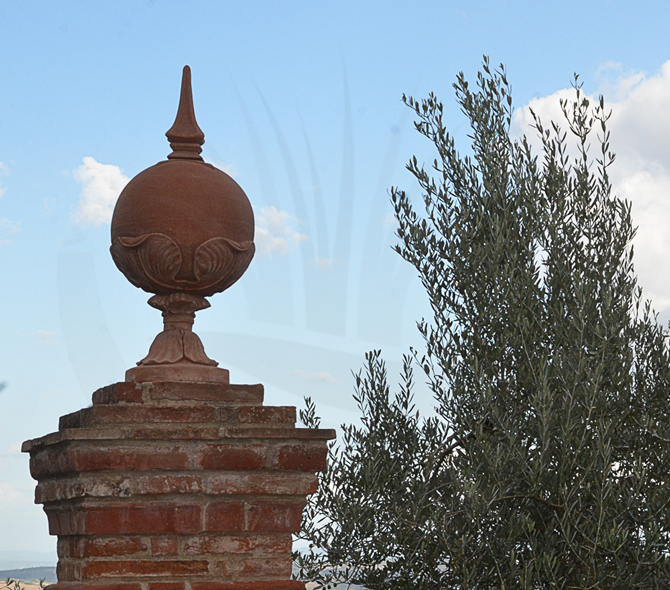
[
  {"left": 126, "top": 362, "right": 230, "bottom": 384},
  {"left": 138, "top": 293, "right": 218, "bottom": 367},
  {"left": 130, "top": 293, "right": 228, "bottom": 383}
]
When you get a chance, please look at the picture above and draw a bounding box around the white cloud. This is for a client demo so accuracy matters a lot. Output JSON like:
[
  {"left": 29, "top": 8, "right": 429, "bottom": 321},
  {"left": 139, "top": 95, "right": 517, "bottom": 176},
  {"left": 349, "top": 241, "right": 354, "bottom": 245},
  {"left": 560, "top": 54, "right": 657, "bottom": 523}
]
[
  {"left": 255, "top": 226, "right": 289, "bottom": 255},
  {"left": 0, "top": 217, "right": 20, "bottom": 245},
  {"left": 254, "top": 205, "right": 309, "bottom": 256},
  {"left": 205, "top": 158, "right": 237, "bottom": 177},
  {"left": 73, "top": 157, "right": 129, "bottom": 226},
  {"left": 291, "top": 369, "right": 338, "bottom": 383},
  {"left": 512, "top": 60, "right": 670, "bottom": 315},
  {"left": 383, "top": 212, "right": 396, "bottom": 225}
]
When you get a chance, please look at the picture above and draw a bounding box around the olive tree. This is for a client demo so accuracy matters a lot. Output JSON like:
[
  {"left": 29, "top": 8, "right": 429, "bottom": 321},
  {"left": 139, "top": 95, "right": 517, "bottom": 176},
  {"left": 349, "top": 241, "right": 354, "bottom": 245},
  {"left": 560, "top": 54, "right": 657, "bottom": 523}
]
[{"left": 294, "top": 59, "right": 670, "bottom": 589}]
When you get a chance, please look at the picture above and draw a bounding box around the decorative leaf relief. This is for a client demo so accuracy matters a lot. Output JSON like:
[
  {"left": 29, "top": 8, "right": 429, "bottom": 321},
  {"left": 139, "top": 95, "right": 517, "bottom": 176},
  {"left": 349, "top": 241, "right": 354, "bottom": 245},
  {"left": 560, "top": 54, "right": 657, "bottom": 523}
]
[
  {"left": 194, "top": 238, "right": 255, "bottom": 293},
  {"left": 139, "top": 330, "right": 185, "bottom": 365},
  {"left": 110, "top": 233, "right": 182, "bottom": 292},
  {"left": 135, "top": 234, "right": 182, "bottom": 289},
  {"left": 110, "top": 238, "right": 147, "bottom": 290},
  {"left": 138, "top": 329, "right": 217, "bottom": 366},
  {"left": 111, "top": 233, "right": 254, "bottom": 295},
  {"left": 182, "top": 331, "right": 218, "bottom": 366}
]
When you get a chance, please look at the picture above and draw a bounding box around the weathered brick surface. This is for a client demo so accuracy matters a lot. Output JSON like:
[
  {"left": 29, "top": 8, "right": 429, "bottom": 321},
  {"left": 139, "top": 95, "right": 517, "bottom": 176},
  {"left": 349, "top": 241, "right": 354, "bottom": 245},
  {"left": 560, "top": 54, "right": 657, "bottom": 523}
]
[
  {"left": 196, "top": 444, "right": 267, "bottom": 470},
  {"left": 81, "top": 559, "right": 209, "bottom": 578},
  {"left": 183, "top": 534, "right": 292, "bottom": 555},
  {"left": 48, "top": 503, "right": 202, "bottom": 536},
  {"left": 56, "top": 558, "right": 79, "bottom": 581},
  {"left": 124, "top": 426, "right": 222, "bottom": 440},
  {"left": 212, "top": 555, "right": 292, "bottom": 580},
  {"left": 60, "top": 405, "right": 217, "bottom": 429},
  {"left": 24, "top": 380, "right": 334, "bottom": 589},
  {"left": 85, "top": 503, "right": 202, "bottom": 535},
  {"left": 224, "top": 427, "right": 333, "bottom": 439},
  {"left": 204, "top": 501, "right": 246, "bottom": 532},
  {"left": 31, "top": 445, "right": 190, "bottom": 478},
  {"left": 46, "top": 504, "right": 85, "bottom": 536},
  {"left": 147, "top": 583, "right": 185, "bottom": 590},
  {"left": 92, "top": 383, "right": 145, "bottom": 405},
  {"left": 151, "top": 536, "right": 179, "bottom": 556},
  {"left": 37, "top": 471, "right": 317, "bottom": 504},
  {"left": 51, "top": 584, "right": 143, "bottom": 590},
  {"left": 204, "top": 472, "right": 317, "bottom": 496},
  {"left": 190, "top": 583, "right": 304, "bottom": 590},
  {"left": 273, "top": 443, "right": 328, "bottom": 472},
  {"left": 62, "top": 536, "right": 149, "bottom": 558},
  {"left": 137, "top": 474, "right": 203, "bottom": 495},
  {"left": 146, "top": 382, "right": 264, "bottom": 404},
  {"left": 247, "top": 501, "right": 306, "bottom": 533},
  {"left": 238, "top": 407, "right": 296, "bottom": 426},
  {"left": 37, "top": 474, "right": 136, "bottom": 503}
]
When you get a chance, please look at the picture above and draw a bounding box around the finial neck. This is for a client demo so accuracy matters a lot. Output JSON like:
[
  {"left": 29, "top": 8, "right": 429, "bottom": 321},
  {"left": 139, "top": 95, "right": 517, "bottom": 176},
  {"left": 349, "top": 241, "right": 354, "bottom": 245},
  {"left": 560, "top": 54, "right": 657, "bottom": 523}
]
[{"left": 166, "top": 65, "right": 205, "bottom": 161}]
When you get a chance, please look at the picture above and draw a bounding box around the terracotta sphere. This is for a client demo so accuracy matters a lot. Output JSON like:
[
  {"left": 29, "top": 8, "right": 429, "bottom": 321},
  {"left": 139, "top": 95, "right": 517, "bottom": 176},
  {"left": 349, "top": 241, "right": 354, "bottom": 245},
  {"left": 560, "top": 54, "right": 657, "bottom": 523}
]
[{"left": 110, "top": 67, "right": 255, "bottom": 298}]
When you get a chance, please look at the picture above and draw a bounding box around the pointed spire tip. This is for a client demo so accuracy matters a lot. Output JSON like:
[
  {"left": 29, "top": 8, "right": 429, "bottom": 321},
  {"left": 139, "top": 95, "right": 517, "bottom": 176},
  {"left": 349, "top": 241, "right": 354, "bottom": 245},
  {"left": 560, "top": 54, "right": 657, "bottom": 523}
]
[{"left": 166, "top": 65, "right": 205, "bottom": 160}]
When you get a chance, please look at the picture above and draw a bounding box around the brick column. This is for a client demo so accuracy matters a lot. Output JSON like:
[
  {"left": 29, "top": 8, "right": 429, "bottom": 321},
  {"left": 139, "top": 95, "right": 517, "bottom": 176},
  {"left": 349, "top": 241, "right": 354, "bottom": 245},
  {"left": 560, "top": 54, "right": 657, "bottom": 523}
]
[{"left": 22, "top": 381, "right": 335, "bottom": 590}]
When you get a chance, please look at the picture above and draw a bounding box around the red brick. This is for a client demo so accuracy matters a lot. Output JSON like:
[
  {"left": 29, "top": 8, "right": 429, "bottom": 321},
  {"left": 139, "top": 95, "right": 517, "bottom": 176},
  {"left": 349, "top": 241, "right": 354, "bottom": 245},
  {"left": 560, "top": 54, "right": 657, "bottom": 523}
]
[
  {"left": 58, "top": 537, "right": 74, "bottom": 558},
  {"left": 57, "top": 558, "right": 79, "bottom": 581},
  {"left": 31, "top": 447, "right": 72, "bottom": 479},
  {"left": 81, "top": 560, "right": 209, "bottom": 578},
  {"left": 225, "top": 427, "right": 326, "bottom": 439},
  {"left": 92, "top": 383, "right": 145, "bottom": 405},
  {"left": 59, "top": 410, "right": 84, "bottom": 430},
  {"left": 247, "top": 501, "right": 305, "bottom": 533},
  {"left": 79, "top": 405, "right": 217, "bottom": 426},
  {"left": 37, "top": 474, "right": 130, "bottom": 503},
  {"left": 205, "top": 472, "right": 317, "bottom": 495},
  {"left": 197, "top": 445, "right": 266, "bottom": 470},
  {"left": 204, "top": 501, "right": 246, "bottom": 532},
  {"left": 148, "top": 584, "right": 185, "bottom": 590},
  {"left": 146, "top": 383, "right": 264, "bottom": 403},
  {"left": 52, "top": 584, "right": 143, "bottom": 590},
  {"left": 46, "top": 504, "right": 85, "bottom": 536},
  {"left": 238, "top": 407, "right": 295, "bottom": 425},
  {"left": 183, "top": 534, "right": 291, "bottom": 555},
  {"left": 79, "top": 536, "right": 148, "bottom": 557},
  {"left": 137, "top": 474, "right": 203, "bottom": 495},
  {"left": 191, "top": 583, "right": 303, "bottom": 590},
  {"left": 35, "top": 445, "right": 190, "bottom": 477},
  {"left": 85, "top": 503, "right": 201, "bottom": 534},
  {"left": 151, "top": 536, "right": 178, "bottom": 556},
  {"left": 213, "top": 556, "right": 292, "bottom": 580},
  {"left": 274, "top": 444, "right": 327, "bottom": 471},
  {"left": 72, "top": 447, "right": 189, "bottom": 472},
  {"left": 125, "top": 426, "right": 221, "bottom": 440},
  {"left": 217, "top": 407, "right": 240, "bottom": 423}
]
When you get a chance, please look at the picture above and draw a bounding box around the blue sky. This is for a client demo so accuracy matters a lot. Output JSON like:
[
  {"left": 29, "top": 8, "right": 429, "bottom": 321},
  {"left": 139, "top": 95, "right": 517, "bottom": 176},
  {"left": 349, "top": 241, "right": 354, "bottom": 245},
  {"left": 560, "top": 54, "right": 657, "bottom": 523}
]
[{"left": 2, "top": 0, "right": 670, "bottom": 559}]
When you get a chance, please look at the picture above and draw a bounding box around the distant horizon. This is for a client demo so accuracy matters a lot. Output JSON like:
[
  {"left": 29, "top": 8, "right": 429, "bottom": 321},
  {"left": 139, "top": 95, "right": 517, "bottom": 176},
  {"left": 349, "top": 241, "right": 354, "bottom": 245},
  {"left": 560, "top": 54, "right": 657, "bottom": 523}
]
[{"left": 0, "top": 550, "right": 57, "bottom": 571}]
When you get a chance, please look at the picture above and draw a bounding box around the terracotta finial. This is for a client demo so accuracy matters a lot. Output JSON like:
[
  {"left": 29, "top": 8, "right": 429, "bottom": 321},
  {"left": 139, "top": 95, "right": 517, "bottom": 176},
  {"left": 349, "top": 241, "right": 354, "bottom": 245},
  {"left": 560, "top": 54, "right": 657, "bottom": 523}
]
[
  {"left": 166, "top": 65, "right": 205, "bottom": 160},
  {"left": 111, "top": 65, "right": 255, "bottom": 384}
]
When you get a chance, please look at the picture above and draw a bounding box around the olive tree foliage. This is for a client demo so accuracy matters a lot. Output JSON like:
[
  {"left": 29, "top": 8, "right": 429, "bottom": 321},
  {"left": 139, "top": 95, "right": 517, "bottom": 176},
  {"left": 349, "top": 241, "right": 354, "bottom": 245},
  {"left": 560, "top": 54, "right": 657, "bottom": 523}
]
[{"left": 294, "top": 59, "right": 670, "bottom": 589}]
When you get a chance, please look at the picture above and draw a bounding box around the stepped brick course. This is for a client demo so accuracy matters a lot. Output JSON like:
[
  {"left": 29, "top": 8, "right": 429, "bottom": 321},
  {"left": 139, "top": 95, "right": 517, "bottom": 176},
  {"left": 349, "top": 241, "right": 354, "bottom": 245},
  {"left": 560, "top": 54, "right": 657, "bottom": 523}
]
[{"left": 23, "top": 381, "right": 335, "bottom": 590}]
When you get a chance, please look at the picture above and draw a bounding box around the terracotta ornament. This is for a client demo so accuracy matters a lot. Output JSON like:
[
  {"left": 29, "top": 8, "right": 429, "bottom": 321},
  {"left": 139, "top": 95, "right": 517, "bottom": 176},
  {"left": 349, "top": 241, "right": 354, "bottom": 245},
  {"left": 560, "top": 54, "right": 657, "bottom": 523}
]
[{"left": 110, "top": 66, "right": 254, "bottom": 384}]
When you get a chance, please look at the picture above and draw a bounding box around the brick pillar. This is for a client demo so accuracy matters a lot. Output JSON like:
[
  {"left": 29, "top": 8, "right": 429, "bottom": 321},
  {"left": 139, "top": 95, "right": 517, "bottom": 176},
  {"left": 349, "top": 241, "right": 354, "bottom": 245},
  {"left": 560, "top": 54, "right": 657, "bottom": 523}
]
[{"left": 22, "top": 381, "right": 335, "bottom": 590}]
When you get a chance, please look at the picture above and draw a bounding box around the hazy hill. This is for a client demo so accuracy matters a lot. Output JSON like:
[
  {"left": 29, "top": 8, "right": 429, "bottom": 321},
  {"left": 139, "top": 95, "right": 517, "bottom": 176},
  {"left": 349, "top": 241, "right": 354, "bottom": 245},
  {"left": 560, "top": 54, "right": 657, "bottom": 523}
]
[
  {"left": 0, "top": 567, "right": 56, "bottom": 584},
  {"left": 0, "top": 552, "right": 56, "bottom": 572}
]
